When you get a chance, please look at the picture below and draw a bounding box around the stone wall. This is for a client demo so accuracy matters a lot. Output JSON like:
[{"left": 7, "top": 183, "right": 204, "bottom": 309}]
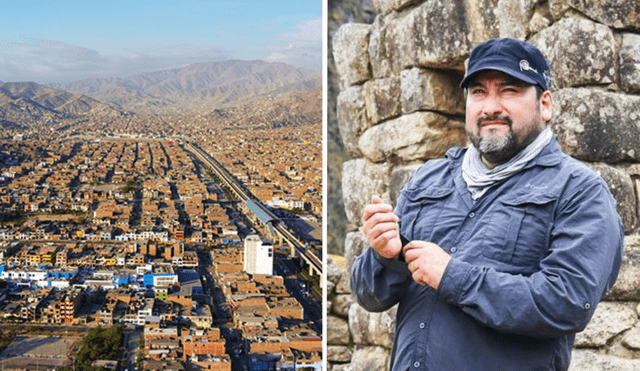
[{"left": 328, "top": 0, "right": 640, "bottom": 370}]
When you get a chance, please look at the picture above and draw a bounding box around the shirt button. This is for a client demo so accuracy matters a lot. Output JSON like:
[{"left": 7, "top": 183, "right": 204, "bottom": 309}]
[
  {"left": 584, "top": 303, "right": 591, "bottom": 310},
  {"left": 419, "top": 322, "right": 425, "bottom": 329},
  {"left": 469, "top": 212, "right": 475, "bottom": 218},
  {"left": 450, "top": 247, "right": 457, "bottom": 253},
  {"left": 414, "top": 362, "right": 420, "bottom": 368}
]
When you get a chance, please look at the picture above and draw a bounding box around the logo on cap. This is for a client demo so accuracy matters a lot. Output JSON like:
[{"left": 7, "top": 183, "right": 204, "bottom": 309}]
[{"left": 519, "top": 59, "right": 538, "bottom": 74}]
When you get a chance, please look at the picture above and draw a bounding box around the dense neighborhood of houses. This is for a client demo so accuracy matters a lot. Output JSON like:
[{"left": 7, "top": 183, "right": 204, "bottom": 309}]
[{"left": 0, "top": 133, "right": 322, "bottom": 371}]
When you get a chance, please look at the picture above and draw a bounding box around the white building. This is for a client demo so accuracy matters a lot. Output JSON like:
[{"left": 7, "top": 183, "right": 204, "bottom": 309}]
[{"left": 243, "top": 235, "right": 273, "bottom": 275}]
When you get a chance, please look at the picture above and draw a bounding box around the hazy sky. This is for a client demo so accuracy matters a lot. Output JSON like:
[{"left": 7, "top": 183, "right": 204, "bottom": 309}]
[{"left": 0, "top": 0, "right": 321, "bottom": 84}]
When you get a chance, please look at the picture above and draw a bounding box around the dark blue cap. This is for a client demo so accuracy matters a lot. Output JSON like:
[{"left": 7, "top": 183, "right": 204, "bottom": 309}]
[{"left": 460, "top": 38, "right": 551, "bottom": 91}]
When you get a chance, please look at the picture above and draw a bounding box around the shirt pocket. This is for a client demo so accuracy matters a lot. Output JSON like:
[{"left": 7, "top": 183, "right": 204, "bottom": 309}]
[
  {"left": 400, "top": 185, "right": 453, "bottom": 242},
  {"left": 481, "top": 192, "right": 557, "bottom": 267}
]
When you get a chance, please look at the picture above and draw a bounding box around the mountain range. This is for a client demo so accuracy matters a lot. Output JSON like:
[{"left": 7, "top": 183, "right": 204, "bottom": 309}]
[
  {"left": 48, "top": 59, "right": 321, "bottom": 114},
  {"left": 0, "top": 81, "right": 122, "bottom": 129},
  {"left": 0, "top": 60, "right": 321, "bottom": 129}
]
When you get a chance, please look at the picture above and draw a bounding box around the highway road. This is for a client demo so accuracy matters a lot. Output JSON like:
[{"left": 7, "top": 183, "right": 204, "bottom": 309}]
[{"left": 182, "top": 141, "right": 323, "bottom": 276}]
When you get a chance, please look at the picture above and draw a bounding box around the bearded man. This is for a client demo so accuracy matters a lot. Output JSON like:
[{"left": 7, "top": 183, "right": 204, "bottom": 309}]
[{"left": 351, "top": 38, "right": 623, "bottom": 371}]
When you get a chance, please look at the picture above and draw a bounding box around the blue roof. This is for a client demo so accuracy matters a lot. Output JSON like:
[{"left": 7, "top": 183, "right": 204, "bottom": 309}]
[{"left": 245, "top": 200, "right": 279, "bottom": 225}]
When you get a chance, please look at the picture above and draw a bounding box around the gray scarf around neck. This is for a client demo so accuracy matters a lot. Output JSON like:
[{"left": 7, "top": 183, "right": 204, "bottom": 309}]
[{"left": 462, "top": 127, "right": 553, "bottom": 200}]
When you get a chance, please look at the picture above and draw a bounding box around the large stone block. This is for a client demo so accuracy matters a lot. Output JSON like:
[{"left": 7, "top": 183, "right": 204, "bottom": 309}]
[
  {"left": 551, "top": 88, "right": 640, "bottom": 163},
  {"left": 333, "top": 23, "right": 372, "bottom": 89},
  {"left": 574, "top": 302, "right": 638, "bottom": 348},
  {"left": 348, "top": 302, "right": 397, "bottom": 348},
  {"left": 531, "top": 17, "right": 616, "bottom": 89},
  {"left": 569, "top": 349, "right": 640, "bottom": 371},
  {"left": 588, "top": 163, "right": 637, "bottom": 233},
  {"left": 358, "top": 111, "right": 467, "bottom": 163},
  {"left": 412, "top": 0, "right": 471, "bottom": 68},
  {"left": 350, "top": 346, "right": 391, "bottom": 371},
  {"left": 378, "top": 9, "right": 417, "bottom": 75},
  {"left": 342, "top": 158, "right": 390, "bottom": 225},
  {"left": 464, "top": 0, "right": 537, "bottom": 41},
  {"left": 328, "top": 315, "right": 352, "bottom": 345},
  {"left": 368, "top": 14, "right": 393, "bottom": 79},
  {"left": 327, "top": 345, "right": 353, "bottom": 363},
  {"left": 337, "top": 86, "right": 369, "bottom": 157},
  {"left": 549, "top": 0, "right": 640, "bottom": 29},
  {"left": 345, "top": 230, "right": 369, "bottom": 279},
  {"left": 620, "top": 33, "right": 640, "bottom": 94},
  {"left": 605, "top": 236, "right": 640, "bottom": 301},
  {"left": 332, "top": 294, "right": 356, "bottom": 317},
  {"left": 400, "top": 67, "right": 465, "bottom": 115},
  {"left": 372, "top": 0, "right": 421, "bottom": 14},
  {"left": 363, "top": 77, "right": 401, "bottom": 124}
]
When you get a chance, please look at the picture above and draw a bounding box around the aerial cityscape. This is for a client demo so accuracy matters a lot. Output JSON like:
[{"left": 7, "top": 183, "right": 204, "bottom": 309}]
[{"left": 0, "top": 2, "right": 323, "bottom": 369}]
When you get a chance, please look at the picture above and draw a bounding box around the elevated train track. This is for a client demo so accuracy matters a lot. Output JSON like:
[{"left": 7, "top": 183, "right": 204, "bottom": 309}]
[{"left": 183, "top": 141, "right": 323, "bottom": 278}]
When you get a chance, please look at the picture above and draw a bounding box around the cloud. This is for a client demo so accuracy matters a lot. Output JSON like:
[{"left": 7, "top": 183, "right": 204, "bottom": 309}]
[
  {"left": 266, "top": 53, "right": 287, "bottom": 61},
  {"left": 257, "top": 17, "right": 322, "bottom": 70},
  {"left": 0, "top": 38, "right": 110, "bottom": 82},
  {"left": 0, "top": 38, "right": 230, "bottom": 83},
  {"left": 280, "top": 17, "right": 322, "bottom": 43}
]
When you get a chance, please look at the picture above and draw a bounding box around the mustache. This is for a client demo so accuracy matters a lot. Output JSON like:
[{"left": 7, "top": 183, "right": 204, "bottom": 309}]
[{"left": 477, "top": 115, "right": 513, "bottom": 127}]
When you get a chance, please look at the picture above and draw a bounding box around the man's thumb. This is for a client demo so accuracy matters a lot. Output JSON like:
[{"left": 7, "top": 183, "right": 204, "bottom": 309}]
[{"left": 371, "top": 195, "right": 383, "bottom": 204}]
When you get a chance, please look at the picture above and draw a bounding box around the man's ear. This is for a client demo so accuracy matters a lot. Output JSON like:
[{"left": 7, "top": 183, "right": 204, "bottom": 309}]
[{"left": 540, "top": 90, "right": 553, "bottom": 123}]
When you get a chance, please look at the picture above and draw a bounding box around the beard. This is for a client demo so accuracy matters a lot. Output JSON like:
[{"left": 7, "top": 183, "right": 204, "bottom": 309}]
[{"left": 467, "top": 115, "right": 543, "bottom": 166}]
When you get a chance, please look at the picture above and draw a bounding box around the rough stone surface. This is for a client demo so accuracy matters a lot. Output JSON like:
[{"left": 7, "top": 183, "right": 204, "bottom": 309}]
[
  {"left": 331, "top": 2, "right": 640, "bottom": 370},
  {"left": 529, "top": 5, "right": 552, "bottom": 33},
  {"left": 331, "top": 363, "right": 354, "bottom": 371},
  {"left": 412, "top": 1, "right": 470, "bottom": 68},
  {"left": 606, "top": 236, "right": 640, "bottom": 301},
  {"left": 328, "top": 315, "right": 351, "bottom": 345},
  {"left": 332, "top": 294, "right": 355, "bottom": 317},
  {"left": 464, "top": 0, "right": 537, "bottom": 41},
  {"left": 389, "top": 163, "right": 423, "bottom": 207},
  {"left": 342, "top": 158, "right": 390, "bottom": 225},
  {"left": 350, "top": 346, "right": 391, "bottom": 371},
  {"left": 379, "top": 8, "right": 418, "bottom": 74},
  {"left": 574, "top": 302, "right": 638, "bottom": 348},
  {"left": 549, "top": 0, "right": 640, "bottom": 29},
  {"left": 345, "top": 230, "right": 369, "bottom": 281},
  {"left": 327, "top": 345, "right": 353, "bottom": 363},
  {"left": 368, "top": 14, "right": 394, "bottom": 79},
  {"left": 622, "top": 325, "right": 640, "bottom": 350},
  {"left": 372, "top": 0, "right": 421, "bottom": 14},
  {"left": 569, "top": 349, "right": 640, "bottom": 371},
  {"left": 531, "top": 17, "right": 616, "bottom": 89},
  {"left": 400, "top": 67, "right": 465, "bottom": 115},
  {"left": 349, "top": 303, "right": 397, "bottom": 348},
  {"left": 358, "top": 111, "right": 467, "bottom": 163},
  {"left": 363, "top": 77, "right": 401, "bottom": 125},
  {"left": 337, "top": 86, "right": 369, "bottom": 157},
  {"left": 335, "top": 270, "right": 352, "bottom": 295},
  {"left": 620, "top": 33, "right": 640, "bottom": 94},
  {"left": 327, "top": 256, "right": 343, "bottom": 286},
  {"left": 551, "top": 88, "right": 640, "bottom": 163},
  {"left": 588, "top": 163, "right": 638, "bottom": 233},
  {"left": 333, "top": 23, "right": 372, "bottom": 89}
]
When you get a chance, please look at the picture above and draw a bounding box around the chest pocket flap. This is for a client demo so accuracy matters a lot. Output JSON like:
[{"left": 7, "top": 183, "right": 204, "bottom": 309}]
[
  {"left": 401, "top": 185, "right": 454, "bottom": 241},
  {"left": 482, "top": 191, "right": 558, "bottom": 267}
]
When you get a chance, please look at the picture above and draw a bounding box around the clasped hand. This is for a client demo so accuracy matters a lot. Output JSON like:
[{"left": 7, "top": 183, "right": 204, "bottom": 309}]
[{"left": 363, "top": 195, "right": 452, "bottom": 290}]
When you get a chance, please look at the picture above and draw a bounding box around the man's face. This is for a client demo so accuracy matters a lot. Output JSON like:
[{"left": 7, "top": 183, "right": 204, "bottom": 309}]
[{"left": 465, "top": 70, "right": 553, "bottom": 168}]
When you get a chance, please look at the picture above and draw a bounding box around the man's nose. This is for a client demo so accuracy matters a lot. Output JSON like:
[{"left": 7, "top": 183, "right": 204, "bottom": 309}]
[{"left": 482, "top": 94, "right": 503, "bottom": 116}]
